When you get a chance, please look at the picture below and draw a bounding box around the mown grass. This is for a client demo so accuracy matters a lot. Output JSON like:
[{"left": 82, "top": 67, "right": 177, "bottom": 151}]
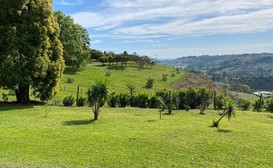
[
  {"left": 55, "top": 63, "right": 185, "bottom": 102},
  {"left": 0, "top": 106, "right": 272, "bottom": 167}
]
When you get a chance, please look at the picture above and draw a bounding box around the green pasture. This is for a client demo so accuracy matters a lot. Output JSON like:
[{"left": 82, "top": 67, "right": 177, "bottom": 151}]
[
  {"left": 0, "top": 106, "right": 272, "bottom": 167},
  {"left": 57, "top": 64, "right": 185, "bottom": 99}
]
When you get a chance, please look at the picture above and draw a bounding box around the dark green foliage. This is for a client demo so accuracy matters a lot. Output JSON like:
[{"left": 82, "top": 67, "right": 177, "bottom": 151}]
[
  {"left": 105, "top": 71, "right": 111, "bottom": 77},
  {"left": 162, "top": 74, "right": 168, "bottom": 81},
  {"left": 134, "top": 93, "right": 149, "bottom": 108},
  {"left": 54, "top": 11, "right": 90, "bottom": 69},
  {"left": 145, "top": 78, "right": 154, "bottom": 89},
  {"left": 148, "top": 95, "right": 158, "bottom": 108},
  {"left": 238, "top": 98, "right": 251, "bottom": 111},
  {"left": 186, "top": 87, "right": 199, "bottom": 109},
  {"left": 2, "top": 93, "right": 8, "bottom": 102},
  {"left": 108, "top": 92, "right": 118, "bottom": 107},
  {"left": 175, "top": 89, "right": 187, "bottom": 109},
  {"left": 63, "top": 95, "right": 75, "bottom": 106},
  {"left": 214, "top": 94, "right": 226, "bottom": 110},
  {"left": 118, "top": 93, "right": 129, "bottom": 107},
  {"left": 0, "top": 0, "right": 65, "bottom": 103},
  {"left": 163, "top": 53, "right": 273, "bottom": 90},
  {"left": 87, "top": 81, "right": 109, "bottom": 120},
  {"left": 253, "top": 98, "right": 264, "bottom": 112},
  {"left": 76, "top": 97, "right": 86, "bottom": 107},
  {"left": 198, "top": 88, "right": 212, "bottom": 114},
  {"left": 266, "top": 97, "right": 273, "bottom": 112}
]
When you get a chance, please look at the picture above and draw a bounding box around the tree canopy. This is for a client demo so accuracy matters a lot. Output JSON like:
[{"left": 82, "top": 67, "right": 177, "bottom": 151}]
[
  {"left": 0, "top": 0, "right": 64, "bottom": 103},
  {"left": 54, "top": 11, "right": 90, "bottom": 70}
]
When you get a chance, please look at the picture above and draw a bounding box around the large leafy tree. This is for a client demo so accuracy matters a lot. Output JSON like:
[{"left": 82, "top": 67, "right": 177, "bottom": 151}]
[
  {"left": 54, "top": 11, "right": 90, "bottom": 69},
  {"left": 0, "top": 0, "right": 64, "bottom": 103}
]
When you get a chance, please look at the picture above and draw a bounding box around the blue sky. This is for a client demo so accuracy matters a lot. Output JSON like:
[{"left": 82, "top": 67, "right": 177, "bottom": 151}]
[{"left": 52, "top": 0, "right": 273, "bottom": 59}]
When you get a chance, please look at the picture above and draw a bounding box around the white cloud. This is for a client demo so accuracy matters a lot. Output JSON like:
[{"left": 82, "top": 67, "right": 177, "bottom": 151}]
[
  {"left": 55, "top": 0, "right": 82, "bottom": 6},
  {"left": 70, "top": 0, "right": 273, "bottom": 40},
  {"left": 92, "top": 39, "right": 102, "bottom": 44}
]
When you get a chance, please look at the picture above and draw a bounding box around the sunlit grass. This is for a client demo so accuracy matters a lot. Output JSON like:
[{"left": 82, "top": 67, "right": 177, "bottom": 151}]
[{"left": 0, "top": 106, "right": 272, "bottom": 167}]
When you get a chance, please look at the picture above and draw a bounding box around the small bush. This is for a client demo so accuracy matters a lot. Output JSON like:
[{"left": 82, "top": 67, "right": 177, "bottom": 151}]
[
  {"left": 108, "top": 92, "right": 118, "bottom": 107},
  {"left": 253, "top": 98, "right": 264, "bottom": 112},
  {"left": 135, "top": 93, "right": 149, "bottom": 108},
  {"left": 53, "top": 97, "right": 61, "bottom": 106},
  {"left": 162, "top": 74, "right": 168, "bottom": 81},
  {"left": 145, "top": 78, "right": 154, "bottom": 89},
  {"left": 266, "top": 97, "right": 273, "bottom": 112},
  {"left": 238, "top": 98, "right": 251, "bottom": 111},
  {"left": 63, "top": 95, "right": 75, "bottom": 106},
  {"left": 214, "top": 94, "right": 226, "bottom": 110},
  {"left": 171, "top": 74, "right": 175, "bottom": 77},
  {"left": 149, "top": 96, "right": 158, "bottom": 108},
  {"left": 2, "top": 93, "right": 8, "bottom": 102},
  {"left": 77, "top": 97, "right": 86, "bottom": 107},
  {"left": 118, "top": 93, "right": 129, "bottom": 107},
  {"left": 105, "top": 71, "right": 111, "bottom": 76}
]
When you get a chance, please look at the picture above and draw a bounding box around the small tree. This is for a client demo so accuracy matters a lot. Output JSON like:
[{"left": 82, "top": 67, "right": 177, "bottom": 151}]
[
  {"left": 145, "top": 78, "right": 154, "bottom": 89},
  {"left": 238, "top": 98, "right": 251, "bottom": 111},
  {"left": 127, "top": 84, "right": 135, "bottom": 106},
  {"left": 87, "top": 81, "right": 109, "bottom": 120},
  {"left": 212, "top": 98, "right": 235, "bottom": 127}
]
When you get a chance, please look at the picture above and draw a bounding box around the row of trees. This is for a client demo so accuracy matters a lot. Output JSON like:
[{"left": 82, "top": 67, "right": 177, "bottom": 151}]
[{"left": 90, "top": 50, "right": 155, "bottom": 70}]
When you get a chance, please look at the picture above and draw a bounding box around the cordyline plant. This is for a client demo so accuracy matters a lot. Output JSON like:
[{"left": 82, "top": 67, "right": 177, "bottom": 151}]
[
  {"left": 87, "top": 81, "right": 109, "bottom": 120},
  {"left": 212, "top": 98, "right": 235, "bottom": 127}
]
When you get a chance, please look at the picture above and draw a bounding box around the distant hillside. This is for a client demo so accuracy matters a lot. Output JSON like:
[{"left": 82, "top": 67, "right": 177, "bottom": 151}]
[
  {"left": 162, "top": 53, "right": 273, "bottom": 77},
  {"left": 161, "top": 53, "right": 273, "bottom": 91}
]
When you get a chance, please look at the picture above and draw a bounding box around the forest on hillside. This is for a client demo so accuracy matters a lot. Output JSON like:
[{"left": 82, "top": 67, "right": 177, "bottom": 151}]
[{"left": 161, "top": 53, "right": 273, "bottom": 91}]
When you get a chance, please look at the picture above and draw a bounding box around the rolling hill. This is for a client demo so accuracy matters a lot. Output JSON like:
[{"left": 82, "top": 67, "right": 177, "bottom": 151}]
[{"left": 161, "top": 53, "right": 273, "bottom": 90}]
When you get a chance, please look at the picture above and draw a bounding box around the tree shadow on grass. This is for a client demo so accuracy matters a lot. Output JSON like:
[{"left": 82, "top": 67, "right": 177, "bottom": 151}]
[
  {"left": 63, "top": 119, "right": 96, "bottom": 126},
  {"left": 268, "top": 115, "right": 273, "bottom": 119},
  {"left": 217, "top": 128, "right": 232, "bottom": 133},
  {"left": 0, "top": 102, "right": 36, "bottom": 112}
]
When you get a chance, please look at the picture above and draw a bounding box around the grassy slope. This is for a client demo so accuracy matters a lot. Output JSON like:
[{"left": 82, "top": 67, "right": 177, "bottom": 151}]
[
  {"left": 0, "top": 63, "right": 185, "bottom": 103},
  {"left": 55, "top": 63, "right": 185, "bottom": 103},
  {"left": 0, "top": 106, "right": 272, "bottom": 167}
]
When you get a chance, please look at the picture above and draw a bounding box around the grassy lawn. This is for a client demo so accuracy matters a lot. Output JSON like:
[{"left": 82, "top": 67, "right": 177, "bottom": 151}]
[
  {"left": 0, "top": 106, "right": 272, "bottom": 167},
  {"left": 55, "top": 64, "right": 185, "bottom": 102}
]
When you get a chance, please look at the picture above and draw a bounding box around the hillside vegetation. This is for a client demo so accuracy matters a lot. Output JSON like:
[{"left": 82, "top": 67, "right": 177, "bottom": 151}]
[{"left": 161, "top": 53, "right": 273, "bottom": 90}]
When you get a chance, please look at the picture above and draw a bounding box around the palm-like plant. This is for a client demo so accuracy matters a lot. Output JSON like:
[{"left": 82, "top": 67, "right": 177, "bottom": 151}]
[
  {"left": 213, "top": 98, "right": 235, "bottom": 127},
  {"left": 87, "top": 81, "right": 109, "bottom": 120}
]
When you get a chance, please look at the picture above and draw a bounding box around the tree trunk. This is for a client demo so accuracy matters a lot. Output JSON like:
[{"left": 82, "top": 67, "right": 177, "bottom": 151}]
[
  {"left": 215, "top": 113, "right": 226, "bottom": 127},
  {"left": 15, "top": 85, "right": 30, "bottom": 104},
  {"left": 94, "top": 112, "right": 99, "bottom": 120}
]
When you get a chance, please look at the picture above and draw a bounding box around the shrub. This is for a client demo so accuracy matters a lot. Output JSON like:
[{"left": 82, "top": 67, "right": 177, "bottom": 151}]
[
  {"left": 186, "top": 87, "right": 199, "bottom": 109},
  {"left": 105, "top": 71, "right": 111, "bottom": 76},
  {"left": 266, "top": 97, "right": 273, "bottom": 112},
  {"left": 2, "top": 93, "right": 8, "bottom": 102},
  {"left": 108, "top": 92, "right": 118, "bottom": 107},
  {"left": 238, "top": 98, "right": 251, "bottom": 111},
  {"left": 118, "top": 93, "right": 129, "bottom": 107},
  {"left": 214, "top": 94, "right": 226, "bottom": 110},
  {"left": 145, "top": 78, "right": 154, "bottom": 89},
  {"left": 135, "top": 93, "right": 149, "bottom": 108},
  {"left": 63, "top": 95, "right": 75, "bottom": 106},
  {"left": 148, "top": 95, "right": 158, "bottom": 108},
  {"left": 162, "top": 74, "right": 168, "bottom": 81},
  {"left": 77, "top": 96, "right": 86, "bottom": 107},
  {"left": 253, "top": 98, "right": 264, "bottom": 112},
  {"left": 176, "top": 89, "right": 187, "bottom": 109}
]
